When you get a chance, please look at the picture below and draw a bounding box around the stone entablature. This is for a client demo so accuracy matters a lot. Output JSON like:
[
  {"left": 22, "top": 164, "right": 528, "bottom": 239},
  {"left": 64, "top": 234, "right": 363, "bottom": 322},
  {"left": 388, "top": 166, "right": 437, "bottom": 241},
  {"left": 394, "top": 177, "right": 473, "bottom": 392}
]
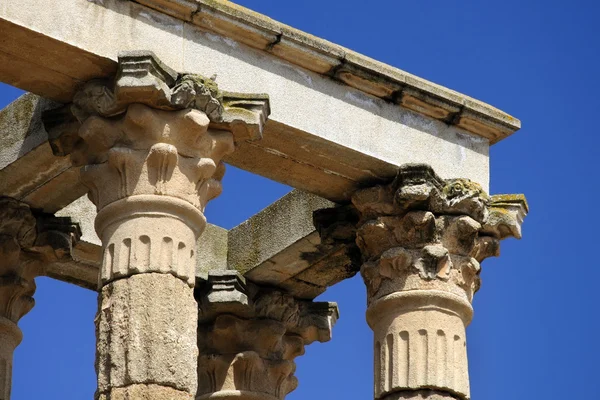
[
  {"left": 196, "top": 270, "right": 338, "bottom": 400},
  {"left": 131, "top": 0, "right": 520, "bottom": 143},
  {"left": 314, "top": 164, "right": 527, "bottom": 400}
]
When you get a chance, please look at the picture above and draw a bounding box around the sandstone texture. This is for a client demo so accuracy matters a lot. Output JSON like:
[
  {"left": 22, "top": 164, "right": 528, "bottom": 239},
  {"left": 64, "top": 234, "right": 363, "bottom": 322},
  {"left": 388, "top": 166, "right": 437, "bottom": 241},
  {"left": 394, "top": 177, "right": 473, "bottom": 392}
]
[{"left": 96, "top": 274, "right": 197, "bottom": 395}]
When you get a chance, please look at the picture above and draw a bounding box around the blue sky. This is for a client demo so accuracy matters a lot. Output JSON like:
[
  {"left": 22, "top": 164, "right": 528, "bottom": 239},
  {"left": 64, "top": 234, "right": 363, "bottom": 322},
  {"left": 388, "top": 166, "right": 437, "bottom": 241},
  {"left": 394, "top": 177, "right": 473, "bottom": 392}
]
[{"left": 3, "top": 0, "right": 600, "bottom": 399}]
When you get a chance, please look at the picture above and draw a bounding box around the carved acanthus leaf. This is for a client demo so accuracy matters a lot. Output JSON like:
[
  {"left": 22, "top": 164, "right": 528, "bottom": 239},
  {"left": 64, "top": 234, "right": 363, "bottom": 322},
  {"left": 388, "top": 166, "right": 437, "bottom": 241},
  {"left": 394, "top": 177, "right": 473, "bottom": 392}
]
[
  {"left": 57, "top": 103, "right": 234, "bottom": 211},
  {"left": 43, "top": 51, "right": 270, "bottom": 160},
  {"left": 196, "top": 270, "right": 339, "bottom": 399},
  {"left": 315, "top": 164, "right": 528, "bottom": 304},
  {"left": 0, "top": 197, "right": 37, "bottom": 323},
  {"left": 0, "top": 197, "right": 86, "bottom": 323},
  {"left": 353, "top": 164, "right": 491, "bottom": 223},
  {"left": 254, "top": 289, "right": 300, "bottom": 327},
  {"left": 292, "top": 301, "right": 339, "bottom": 344}
]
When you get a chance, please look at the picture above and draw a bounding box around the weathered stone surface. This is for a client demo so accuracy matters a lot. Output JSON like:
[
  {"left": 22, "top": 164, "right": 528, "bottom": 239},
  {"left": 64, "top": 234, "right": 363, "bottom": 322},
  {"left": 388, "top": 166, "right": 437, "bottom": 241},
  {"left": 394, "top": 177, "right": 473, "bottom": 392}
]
[
  {"left": 97, "top": 197, "right": 203, "bottom": 286},
  {"left": 1, "top": 0, "right": 519, "bottom": 141},
  {"left": 97, "top": 384, "right": 192, "bottom": 400},
  {"left": 0, "top": 94, "right": 74, "bottom": 212},
  {"left": 39, "top": 52, "right": 269, "bottom": 399},
  {"left": 0, "top": 197, "right": 36, "bottom": 323},
  {"left": 228, "top": 189, "right": 357, "bottom": 299},
  {"left": 0, "top": 317, "right": 22, "bottom": 400},
  {"left": 96, "top": 273, "right": 198, "bottom": 396},
  {"left": 0, "top": 0, "right": 499, "bottom": 215},
  {"left": 229, "top": 190, "right": 332, "bottom": 275},
  {"left": 382, "top": 390, "right": 460, "bottom": 400},
  {"left": 56, "top": 195, "right": 100, "bottom": 245},
  {"left": 196, "top": 270, "right": 338, "bottom": 400},
  {"left": 0, "top": 197, "right": 36, "bottom": 400},
  {"left": 196, "top": 223, "right": 228, "bottom": 281},
  {"left": 314, "top": 163, "right": 528, "bottom": 400}
]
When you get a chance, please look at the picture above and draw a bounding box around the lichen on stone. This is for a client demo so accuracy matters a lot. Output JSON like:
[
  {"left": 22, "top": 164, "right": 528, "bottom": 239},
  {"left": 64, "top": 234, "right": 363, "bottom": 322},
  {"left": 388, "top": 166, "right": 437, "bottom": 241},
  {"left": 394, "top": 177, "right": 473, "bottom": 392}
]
[{"left": 171, "top": 73, "right": 224, "bottom": 122}]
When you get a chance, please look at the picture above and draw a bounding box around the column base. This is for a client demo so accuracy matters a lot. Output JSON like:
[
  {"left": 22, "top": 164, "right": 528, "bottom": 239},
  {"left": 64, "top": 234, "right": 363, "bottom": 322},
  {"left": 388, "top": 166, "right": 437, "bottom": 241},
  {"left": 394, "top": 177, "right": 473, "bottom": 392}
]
[{"left": 381, "top": 389, "right": 462, "bottom": 400}]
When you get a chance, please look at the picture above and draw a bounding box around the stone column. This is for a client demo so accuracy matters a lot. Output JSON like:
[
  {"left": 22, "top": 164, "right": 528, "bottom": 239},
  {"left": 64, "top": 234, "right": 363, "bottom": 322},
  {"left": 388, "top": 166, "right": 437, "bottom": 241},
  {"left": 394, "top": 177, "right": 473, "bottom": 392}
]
[
  {"left": 43, "top": 52, "right": 269, "bottom": 400},
  {"left": 195, "top": 271, "right": 339, "bottom": 400},
  {"left": 88, "top": 102, "right": 228, "bottom": 399},
  {"left": 0, "top": 196, "right": 81, "bottom": 400},
  {"left": 315, "top": 164, "right": 527, "bottom": 400},
  {"left": 0, "top": 198, "right": 36, "bottom": 400}
]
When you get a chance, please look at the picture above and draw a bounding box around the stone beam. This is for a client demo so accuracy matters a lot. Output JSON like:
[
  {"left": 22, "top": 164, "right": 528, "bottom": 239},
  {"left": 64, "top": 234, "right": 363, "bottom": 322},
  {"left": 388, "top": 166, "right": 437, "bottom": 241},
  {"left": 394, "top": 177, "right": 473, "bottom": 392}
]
[
  {"left": 0, "top": 94, "right": 86, "bottom": 213},
  {"left": 226, "top": 189, "right": 358, "bottom": 300},
  {"left": 0, "top": 0, "right": 504, "bottom": 210},
  {"left": 47, "top": 189, "right": 357, "bottom": 299}
]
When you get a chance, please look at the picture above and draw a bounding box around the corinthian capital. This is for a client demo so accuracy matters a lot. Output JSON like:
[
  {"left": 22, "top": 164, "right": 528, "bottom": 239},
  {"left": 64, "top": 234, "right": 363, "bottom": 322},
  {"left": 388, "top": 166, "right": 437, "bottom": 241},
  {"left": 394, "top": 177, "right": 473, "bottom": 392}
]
[
  {"left": 43, "top": 52, "right": 269, "bottom": 214},
  {"left": 196, "top": 271, "right": 339, "bottom": 400},
  {"left": 72, "top": 104, "right": 233, "bottom": 212},
  {"left": 42, "top": 52, "right": 270, "bottom": 288},
  {"left": 317, "top": 164, "right": 528, "bottom": 305},
  {"left": 314, "top": 164, "right": 528, "bottom": 400},
  {"left": 0, "top": 197, "right": 37, "bottom": 324},
  {"left": 0, "top": 197, "right": 81, "bottom": 324}
]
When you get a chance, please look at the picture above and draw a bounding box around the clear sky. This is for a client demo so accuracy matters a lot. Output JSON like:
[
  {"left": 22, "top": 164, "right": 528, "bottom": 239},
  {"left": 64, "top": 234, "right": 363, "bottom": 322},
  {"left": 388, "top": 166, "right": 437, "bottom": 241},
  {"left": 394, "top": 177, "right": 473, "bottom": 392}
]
[{"left": 2, "top": 0, "right": 600, "bottom": 399}]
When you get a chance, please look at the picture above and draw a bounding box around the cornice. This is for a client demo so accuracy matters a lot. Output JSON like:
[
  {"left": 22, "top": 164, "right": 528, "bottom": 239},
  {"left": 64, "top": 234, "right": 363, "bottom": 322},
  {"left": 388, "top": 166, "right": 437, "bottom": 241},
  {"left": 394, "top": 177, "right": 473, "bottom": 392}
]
[{"left": 134, "top": 0, "right": 520, "bottom": 144}]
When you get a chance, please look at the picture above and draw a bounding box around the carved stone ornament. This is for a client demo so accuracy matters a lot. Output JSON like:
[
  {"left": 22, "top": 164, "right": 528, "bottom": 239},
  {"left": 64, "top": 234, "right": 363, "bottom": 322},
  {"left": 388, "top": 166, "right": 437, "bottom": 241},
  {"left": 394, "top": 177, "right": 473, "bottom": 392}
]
[
  {"left": 196, "top": 270, "right": 339, "bottom": 400},
  {"left": 42, "top": 51, "right": 272, "bottom": 286},
  {"left": 42, "top": 52, "right": 271, "bottom": 400},
  {"left": 0, "top": 197, "right": 81, "bottom": 323},
  {"left": 44, "top": 51, "right": 270, "bottom": 155},
  {"left": 0, "top": 197, "right": 81, "bottom": 400},
  {"left": 0, "top": 197, "right": 37, "bottom": 325},
  {"left": 314, "top": 164, "right": 528, "bottom": 400}
]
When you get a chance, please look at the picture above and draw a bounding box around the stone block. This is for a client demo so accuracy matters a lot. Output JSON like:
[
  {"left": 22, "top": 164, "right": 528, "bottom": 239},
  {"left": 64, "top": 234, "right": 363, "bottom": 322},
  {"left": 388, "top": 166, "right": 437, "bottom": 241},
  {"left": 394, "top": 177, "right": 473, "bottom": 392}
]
[
  {"left": 228, "top": 190, "right": 333, "bottom": 275},
  {"left": 96, "top": 273, "right": 198, "bottom": 396}
]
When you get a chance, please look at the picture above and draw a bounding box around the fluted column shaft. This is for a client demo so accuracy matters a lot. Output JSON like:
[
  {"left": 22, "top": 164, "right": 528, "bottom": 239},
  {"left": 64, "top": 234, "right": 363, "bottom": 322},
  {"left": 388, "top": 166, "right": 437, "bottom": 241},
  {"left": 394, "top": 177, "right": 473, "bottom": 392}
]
[
  {"left": 381, "top": 390, "right": 461, "bottom": 400},
  {"left": 94, "top": 196, "right": 207, "bottom": 399},
  {"left": 368, "top": 291, "right": 472, "bottom": 398}
]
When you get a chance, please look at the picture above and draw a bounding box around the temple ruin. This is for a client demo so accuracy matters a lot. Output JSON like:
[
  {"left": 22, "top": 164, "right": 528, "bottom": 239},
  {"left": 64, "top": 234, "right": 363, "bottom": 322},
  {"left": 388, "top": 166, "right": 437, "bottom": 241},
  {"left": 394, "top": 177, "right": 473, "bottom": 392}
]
[{"left": 0, "top": 1, "right": 527, "bottom": 399}]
